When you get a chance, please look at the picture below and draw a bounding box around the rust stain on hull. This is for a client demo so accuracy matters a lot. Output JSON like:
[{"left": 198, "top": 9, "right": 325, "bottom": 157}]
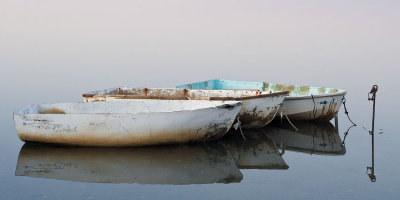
[
  {"left": 38, "top": 108, "right": 66, "bottom": 114},
  {"left": 238, "top": 106, "right": 279, "bottom": 128},
  {"left": 313, "top": 102, "right": 338, "bottom": 121}
]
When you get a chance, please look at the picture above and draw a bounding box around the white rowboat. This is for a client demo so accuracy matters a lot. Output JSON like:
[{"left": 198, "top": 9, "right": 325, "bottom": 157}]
[
  {"left": 14, "top": 100, "right": 242, "bottom": 146},
  {"left": 177, "top": 79, "right": 347, "bottom": 121}
]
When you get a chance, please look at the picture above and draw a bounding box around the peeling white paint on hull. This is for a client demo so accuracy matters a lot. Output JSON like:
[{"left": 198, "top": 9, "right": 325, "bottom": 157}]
[
  {"left": 15, "top": 143, "right": 243, "bottom": 184},
  {"left": 83, "top": 88, "right": 288, "bottom": 128},
  {"left": 283, "top": 93, "right": 345, "bottom": 121},
  {"left": 14, "top": 100, "right": 242, "bottom": 146}
]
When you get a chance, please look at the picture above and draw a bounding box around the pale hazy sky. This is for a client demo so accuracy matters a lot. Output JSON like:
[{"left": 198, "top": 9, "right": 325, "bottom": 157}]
[{"left": 0, "top": 0, "right": 399, "bottom": 113}]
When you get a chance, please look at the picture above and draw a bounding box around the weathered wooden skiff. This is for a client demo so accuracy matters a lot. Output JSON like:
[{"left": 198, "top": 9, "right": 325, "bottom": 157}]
[
  {"left": 177, "top": 79, "right": 347, "bottom": 121},
  {"left": 15, "top": 143, "right": 242, "bottom": 184},
  {"left": 13, "top": 100, "right": 242, "bottom": 146},
  {"left": 83, "top": 88, "right": 288, "bottom": 128},
  {"left": 265, "top": 121, "right": 346, "bottom": 155}
]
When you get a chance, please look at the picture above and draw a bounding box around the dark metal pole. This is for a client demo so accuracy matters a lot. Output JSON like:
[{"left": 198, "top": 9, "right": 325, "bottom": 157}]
[
  {"left": 367, "top": 85, "right": 378, "bottom": 182},
  {"left": 372, "top": 91, "right": 375, "bottom": 175}
]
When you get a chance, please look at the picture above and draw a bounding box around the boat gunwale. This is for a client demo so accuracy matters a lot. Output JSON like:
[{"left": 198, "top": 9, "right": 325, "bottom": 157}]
[
  {"left": 284, "top": 90, "right": 347, "bottom": 100},
  {"left": 83, "top": 87, "right": 263, "bottom": 96},
  {"left": 14, "top": 101, "right": 243, "bottom": 116},
  {"left": 176, "top": 79, "right": 347, "bottom": 99},
  {"left": 82, "top": 89, "right": 289, "bottom": 101}
]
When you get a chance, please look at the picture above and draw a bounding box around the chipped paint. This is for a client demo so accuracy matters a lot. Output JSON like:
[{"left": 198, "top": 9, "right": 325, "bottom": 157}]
[
  {"left": 276, "top": 84, "right": 295, "bottom": 93},
  {"left": 282, "top": 94, "right": 344, "bottom": 121},
  {"left": 318, "top": 87, "right": 326, "bottom": 94},
  {"left": 262, "top": 82, "right": 269, "bottom": 91},
  {"left": 14, "top": 100, "right": 242, "bottom": 146}
]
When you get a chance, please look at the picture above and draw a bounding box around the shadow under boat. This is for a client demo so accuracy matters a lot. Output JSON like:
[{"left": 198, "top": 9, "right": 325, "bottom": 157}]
[
  {"left": 265, "top": 120, "right": 346, "bottom": 155},
  {"left": 219, "top": 129, "right": 289, "bottom": 170},
  {"left": 15, "top": 142, "right": 243, "bottom": 185}
]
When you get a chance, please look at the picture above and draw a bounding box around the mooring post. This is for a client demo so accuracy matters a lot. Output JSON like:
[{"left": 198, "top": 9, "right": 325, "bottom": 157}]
[{"left": 367, "top": 85, "right": 378, "bottom": 182}]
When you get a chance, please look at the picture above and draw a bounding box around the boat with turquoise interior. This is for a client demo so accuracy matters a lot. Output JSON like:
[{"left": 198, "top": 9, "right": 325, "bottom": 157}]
[{"left": 177, "top": 79, "right": 347, "bottom": 121}]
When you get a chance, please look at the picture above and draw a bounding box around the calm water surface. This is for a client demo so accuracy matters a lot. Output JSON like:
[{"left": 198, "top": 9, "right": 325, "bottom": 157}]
[{"left": 0, "top": 83, "right": 398, "bottom": 200}]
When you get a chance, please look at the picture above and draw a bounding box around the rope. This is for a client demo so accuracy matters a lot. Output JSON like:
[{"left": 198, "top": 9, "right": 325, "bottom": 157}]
[
  {"left": 233, "top": 116, "right": 246, "bottom": 140},
  {"left": 342, "top": 96, "right": 357, "bottom": 126},
  {"left": 341, "top": 124, "right": 356, "bottom": 146},
  {"left": 280, "top": 104, "right": 299, "bottom": 131}
]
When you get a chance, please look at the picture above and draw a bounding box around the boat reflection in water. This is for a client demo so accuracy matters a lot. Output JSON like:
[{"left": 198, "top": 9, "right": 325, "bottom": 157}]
[
  {"left": 15, "top": 121, "right": 347, "bottom": 184},
  {"left": 220, "top": 129, "right": 288, "bottom": 170},
  {"left": 265, "top": 120, "right": 346, "bottom": 155},
  {"left": 15, "top": 143, "right": 243, "bottom": 185}
]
